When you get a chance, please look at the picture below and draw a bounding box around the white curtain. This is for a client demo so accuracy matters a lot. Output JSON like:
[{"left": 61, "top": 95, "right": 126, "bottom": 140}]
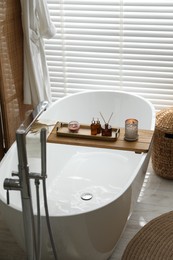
[{"left": 20, "top": 0, "right": 56, "bottom": 107}]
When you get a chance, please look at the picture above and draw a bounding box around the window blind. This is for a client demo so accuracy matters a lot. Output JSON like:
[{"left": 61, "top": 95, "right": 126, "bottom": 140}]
[{"left": 45, "top": 0, "right": 173, "bottom": 110}]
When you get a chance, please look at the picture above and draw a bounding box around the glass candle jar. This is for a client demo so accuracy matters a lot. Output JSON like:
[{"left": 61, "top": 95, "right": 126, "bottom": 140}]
[{"left": 124, "top": 118, "right": 138, "bottom": 141}]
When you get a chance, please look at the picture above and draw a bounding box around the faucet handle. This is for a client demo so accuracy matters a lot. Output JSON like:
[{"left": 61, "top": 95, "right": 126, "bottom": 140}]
[
  {"left": 6, "top": 190, "right": 10, "bottom": 205},
  {"left": 4, "top": 179, "right": 11, "bottom": 204},
  {"left": 4, "top": 178, "right": 21, "bottom": 190},
  {"left": 3, "top": 178, "right": 21, "bottom": 205}
]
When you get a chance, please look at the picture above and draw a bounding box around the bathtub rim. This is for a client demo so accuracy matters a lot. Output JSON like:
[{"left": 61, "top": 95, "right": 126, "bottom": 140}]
[{"left": 47, "top": 90, "right": 156, "bottom": 131}]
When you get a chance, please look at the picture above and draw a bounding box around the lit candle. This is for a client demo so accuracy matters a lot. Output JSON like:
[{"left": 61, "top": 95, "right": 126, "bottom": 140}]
[{"left": 124, "top": 118, "right": 138, "bottom": 141}]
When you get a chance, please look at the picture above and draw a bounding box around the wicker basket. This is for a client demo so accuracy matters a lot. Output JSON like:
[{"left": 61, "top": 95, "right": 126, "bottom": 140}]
[
  {"left": 122, "top": 211, "right": 173, "bottom": 260},
  {"left": 152, "top": 107, "right": 173, "bottom": 179}
]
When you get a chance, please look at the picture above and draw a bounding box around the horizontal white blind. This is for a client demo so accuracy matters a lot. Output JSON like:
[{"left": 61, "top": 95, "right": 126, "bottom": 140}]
[{"left": 45, "top": 0, "right": 173, "bottom": 110}]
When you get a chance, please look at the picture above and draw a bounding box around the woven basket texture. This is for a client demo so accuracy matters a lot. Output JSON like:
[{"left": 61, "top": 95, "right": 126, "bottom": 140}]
[
  {"left": 122, "top": 211, "right": 173, "bottom": 260},
  {"left": 152, "top": 107, "right": 173, "bottom": 179}
]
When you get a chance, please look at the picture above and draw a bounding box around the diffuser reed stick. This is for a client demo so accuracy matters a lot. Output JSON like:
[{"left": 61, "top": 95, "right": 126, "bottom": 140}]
[
  {"left": 100, "top": 112, "right": 113, "bottom": 124},
  {"left": 108, "top": 112, "right": 113, "bottom": 124},
  {"left": 100, "top": 112, "right": 107, "bottom": 124}
]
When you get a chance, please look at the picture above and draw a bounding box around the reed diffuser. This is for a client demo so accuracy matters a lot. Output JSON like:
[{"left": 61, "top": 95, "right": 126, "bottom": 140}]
[{"left": 100, "top": 112, "right": 113, "bottom": 136}]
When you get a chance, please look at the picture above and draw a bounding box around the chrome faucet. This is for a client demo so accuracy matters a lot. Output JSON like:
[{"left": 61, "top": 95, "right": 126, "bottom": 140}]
[{"left": 3, "top": 101, "right": 49, "bottom": 260}]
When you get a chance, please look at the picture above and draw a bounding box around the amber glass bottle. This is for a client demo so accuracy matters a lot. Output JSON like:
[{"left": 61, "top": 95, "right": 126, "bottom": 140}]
[
  {"left": 91, "top": 118, "right": 97, "bottom": 135},
  {"left": 96, "top": 118, "right": 101, "bottom": 134}
]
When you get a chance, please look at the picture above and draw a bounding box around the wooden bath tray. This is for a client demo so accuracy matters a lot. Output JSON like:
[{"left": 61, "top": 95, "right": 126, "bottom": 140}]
[
  {"left": 55, "top": 122, "right": 120, "bottom": 142},
  {"left": 47, "top": 122, "right": 154, "bottom": 153}
]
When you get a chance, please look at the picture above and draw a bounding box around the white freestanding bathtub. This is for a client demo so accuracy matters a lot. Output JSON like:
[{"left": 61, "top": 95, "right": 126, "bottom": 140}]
[{"left": 0, "top": 91, "right": 155, "bottom": 260}]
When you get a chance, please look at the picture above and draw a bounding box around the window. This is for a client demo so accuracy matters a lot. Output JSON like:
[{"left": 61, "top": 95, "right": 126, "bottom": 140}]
[{"left": 45, "top": 0, "right": 173, "bottom": 110}]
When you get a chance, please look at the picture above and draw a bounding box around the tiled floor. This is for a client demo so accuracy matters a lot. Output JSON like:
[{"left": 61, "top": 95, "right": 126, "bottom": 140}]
[
  {"left": 111, "top": 161, "right": 173, "bottom": 259},
  {"left": 0, "top": 160, "right": 172, "bottom": 260},
  {"left": 0, "top": 213, "right": 26, "bottom": 260}
]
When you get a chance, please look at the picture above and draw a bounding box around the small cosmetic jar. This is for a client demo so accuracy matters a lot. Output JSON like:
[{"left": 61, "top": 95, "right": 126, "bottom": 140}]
[
  {"left": 68, "top": 121, "right": 80, "bottom": 133},
  {"left": 124, "top": 118, "right": 138, "bottom": 141}
]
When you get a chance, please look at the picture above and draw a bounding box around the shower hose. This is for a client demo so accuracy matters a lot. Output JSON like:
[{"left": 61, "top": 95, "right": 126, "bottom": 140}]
[{"left": 34, "top": 170, "right": 58, "bottom": 260}]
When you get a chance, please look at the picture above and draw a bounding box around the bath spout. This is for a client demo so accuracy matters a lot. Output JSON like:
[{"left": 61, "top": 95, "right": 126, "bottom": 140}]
[{"left": 17, "top": 100, "right": 49, "bottom": 134}]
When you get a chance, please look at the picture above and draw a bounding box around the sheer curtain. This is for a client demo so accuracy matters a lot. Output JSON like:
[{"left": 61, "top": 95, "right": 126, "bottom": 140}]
[
  {"left": 20, "top": 0, "right": 56, "bottom": 107},
  {"left": 45, "top": 0, "right": 173, "bottom": 111}
]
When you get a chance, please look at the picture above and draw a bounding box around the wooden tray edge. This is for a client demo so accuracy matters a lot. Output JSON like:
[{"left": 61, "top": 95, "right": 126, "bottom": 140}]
[{"left": 56, "top": 122, "right": 120, "bottom": 142}]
